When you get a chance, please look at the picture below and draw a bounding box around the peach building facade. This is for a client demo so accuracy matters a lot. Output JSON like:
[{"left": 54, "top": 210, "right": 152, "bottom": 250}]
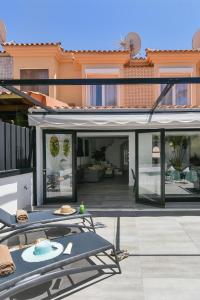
[
  {"left": 1, "top": 42, "right": 200, "bottom": 108},
  {"left": 2, "top": 42, "right": 200, "bottom": 208}
]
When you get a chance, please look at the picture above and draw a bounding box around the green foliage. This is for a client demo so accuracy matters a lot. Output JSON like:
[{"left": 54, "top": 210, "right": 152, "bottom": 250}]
[
  {"left": 166, "top": 135, "right": 189, "bottom": 171},
  {"left": 63, "top": 139, "right": 70, "bottom": 157},
  {"left": 15, "top": 113, "right": 28, "bottom": 127},
  {"left": 50, "top": 136, "right": 60, "bottom": 157},
  {"left": 92, "top": 146, "right": 106, "bottom": 161}
]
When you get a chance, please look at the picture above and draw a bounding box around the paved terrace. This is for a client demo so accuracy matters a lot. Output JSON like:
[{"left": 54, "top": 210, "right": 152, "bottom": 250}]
[{"left": 3, "top": 215, "right": 200, "bottom": 300}]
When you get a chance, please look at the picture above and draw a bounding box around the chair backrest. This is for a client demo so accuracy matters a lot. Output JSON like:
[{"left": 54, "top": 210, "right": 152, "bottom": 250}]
[{"left": 0, "top": 208, "right": 12, "bottom": 227}]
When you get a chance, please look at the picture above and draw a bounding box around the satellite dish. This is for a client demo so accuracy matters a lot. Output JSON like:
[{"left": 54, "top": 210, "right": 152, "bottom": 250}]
[
  {"left": 192, "top": 30, "right": 200, "bottom": 49},
  {"left": 0, "top": 20, "right": 6, "bottom": 44},
  {"left": 120, "top": 32, "right": 141, "bottom": 56}
]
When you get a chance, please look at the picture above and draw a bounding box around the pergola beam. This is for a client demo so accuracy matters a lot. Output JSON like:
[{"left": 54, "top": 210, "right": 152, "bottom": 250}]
[
  {"left": 148, "top": 83, "right": 174, "bottom": 123},
  {"left": 0, "top": 77, "right": 200, "bottom": 86},
  {"left": 1, "top": 86, "right": 53, "bottom": 112}
]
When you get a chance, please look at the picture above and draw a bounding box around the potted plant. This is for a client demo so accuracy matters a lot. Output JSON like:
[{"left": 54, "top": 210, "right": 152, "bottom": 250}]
[{"left": 166, "top": 136, "right": 189, "bottom": 171}]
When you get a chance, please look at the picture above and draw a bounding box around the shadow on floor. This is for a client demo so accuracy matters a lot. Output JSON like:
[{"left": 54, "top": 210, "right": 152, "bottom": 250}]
[{"left": 11, "top": 259, "right": 115, "bottom": 300}]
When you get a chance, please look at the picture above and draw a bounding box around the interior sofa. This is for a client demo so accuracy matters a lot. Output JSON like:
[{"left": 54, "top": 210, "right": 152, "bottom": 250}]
[
  {"left": 77, "top": 162, "right": 115, "bottom": 183},
  {"left": 83, "top": 167, "right": 104, "bottom": 182}
]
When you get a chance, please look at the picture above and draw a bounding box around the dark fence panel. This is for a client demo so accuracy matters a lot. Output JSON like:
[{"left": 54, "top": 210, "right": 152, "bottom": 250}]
[
  {"left": 0, "top": 121, "right": 33, "bottom": 172},
  {"left": 11, "top": 124, "right": 16, "bottom": 169},
  {"left": 0, "top": 121, "right": 5, "bottom": 171},
  {"left": 5, "top": 123, "right": 11, "bottom": 170},
  {"left": 21, "top": 127, "right": 26, "bottom": 167}
]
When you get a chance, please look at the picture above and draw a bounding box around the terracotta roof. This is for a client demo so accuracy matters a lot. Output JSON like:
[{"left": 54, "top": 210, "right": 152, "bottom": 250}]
[
  {"left": 30, "top": 104, "right": 200, "bottom": 111},
  {"left": 146, "top": 48, "right": 200, "bottom": 54},
  {"left": 125, "top": 57, "right": 153, "bottom": 67},
  {"left": 27, "top": 91, "right": 70, "bottom": 108},
  {"left": 159, "top": 104, "right": 200, "bottom": 109},
  {"left": 2, "top": 42, "right": 130, "bottom": 54},
  {"left": 64, "top": 49, "right": 129, "bottom": 54},
  {"left": 2, "top": 42, "right": 61, "bottom": 47},
  {"left": 0, "top": 90, "right": 70, "bottom": 108},
  {"left": 0, "top": 91, "right": 11, "bottom": 95},
  {"left": 4, "top": 43, "right": 200, "bottom": 56}
]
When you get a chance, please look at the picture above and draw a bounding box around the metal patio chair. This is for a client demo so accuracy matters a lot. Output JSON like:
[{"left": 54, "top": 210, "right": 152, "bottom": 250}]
[{"left": 0, "top": 231, "right": 121, "bottom": 300}]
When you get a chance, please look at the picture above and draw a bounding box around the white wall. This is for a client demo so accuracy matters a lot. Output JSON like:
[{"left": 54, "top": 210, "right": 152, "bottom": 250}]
[
  {"left": 129, "top": 132, "right": 135, "bottom": 186},
  {"left": 0, "top": 173, "right": 33, "bottom": 214},
  {"left": 106, "top": 138, "right": 127, "bottom": 168},
  {"left": 92, "top": 137, "right": 127, "bottom": 168},
  {"left": 36, "top": 127, "right": 43, "bottom": 206}
]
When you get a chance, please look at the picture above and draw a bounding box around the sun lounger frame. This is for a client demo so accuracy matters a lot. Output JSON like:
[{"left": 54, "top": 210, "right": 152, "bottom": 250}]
[
  {"left": 0, "top": 208, "right": 96, "bottom": 243},
  {"left": 0, "top": 232, "right": 121, "bottom": 300}
]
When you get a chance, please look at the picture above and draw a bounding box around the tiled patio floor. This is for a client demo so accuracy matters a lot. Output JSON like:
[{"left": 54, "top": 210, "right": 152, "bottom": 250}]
[{"left": 5, "top": 215, "right": 200, "bottom": 300}]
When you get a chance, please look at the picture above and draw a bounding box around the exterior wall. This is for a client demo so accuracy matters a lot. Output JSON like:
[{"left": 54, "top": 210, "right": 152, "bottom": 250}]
[
  {"left": 3, "top": 45, "right": 200, "bottom": 108},
  {"left": 91, "top": 137, "right": 127, "bottom": 168},
  {"left": 148, "top": 52, "right": 200, "bottom": 106},
  {"left": 82, "top": 65, "right": 123, "bottom": 106},
  {"left": 0, "top": 173, "right": 33, "bottom": 214},
  {"left": 0, "top": 56, "right": 13, "bottom": 93},
  {"left": 13, "top": 56, "right": 58, "bottom": 98},
  {"left": 3, "top": 45, "right": 130, "bottom": 107},
  {"left": 196, "top": 62, "right": 200, "bottom": 105},
  {"left": 58, "top": 62, "right": 82, "bottom": 106},
  {"left": 123, "top": 66, "right": 155, "bottom": 107}
]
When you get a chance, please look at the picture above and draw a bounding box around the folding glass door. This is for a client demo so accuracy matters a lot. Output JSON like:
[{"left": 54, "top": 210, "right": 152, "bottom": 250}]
[
  {"left": 43, "top": 131, "right": 76, "bottom": 203},
  {"left": 136, "top": 130, "right": 165, "bottom": 207}
]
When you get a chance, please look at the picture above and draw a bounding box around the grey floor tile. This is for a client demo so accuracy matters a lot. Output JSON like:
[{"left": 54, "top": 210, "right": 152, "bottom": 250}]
[{"left": 143, "top": 278, "right": 200, "bottom": 300}]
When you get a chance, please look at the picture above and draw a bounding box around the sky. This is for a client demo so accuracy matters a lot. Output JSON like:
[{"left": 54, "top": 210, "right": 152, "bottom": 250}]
[{"left": 1, "top": 0, "right": 200, "bottom": 56}]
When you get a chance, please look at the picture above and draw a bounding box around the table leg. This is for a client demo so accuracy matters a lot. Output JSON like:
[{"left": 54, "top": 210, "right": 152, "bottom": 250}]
[{"left": 89, "top": 216, "right": 96, "bottom": 232}]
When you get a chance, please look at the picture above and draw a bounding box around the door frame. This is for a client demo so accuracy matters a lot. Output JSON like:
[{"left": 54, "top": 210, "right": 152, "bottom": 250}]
[
  {"left": 43, "top": 129, "right": 77, "bottom": 204},
  {"left": 135, "top": 129, "right": 165, "bottom": 207}
]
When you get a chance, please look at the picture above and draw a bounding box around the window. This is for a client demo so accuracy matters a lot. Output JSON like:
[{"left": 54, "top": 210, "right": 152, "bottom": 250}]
[
  {"left": 161, "top": 84, "right": 190, "bottom": 105},
  {"left": 20, "top": 69, "right": 49, "bottom": 95},
  {"left": 89, "top": 85, "right": 117, "bottom": 106}
]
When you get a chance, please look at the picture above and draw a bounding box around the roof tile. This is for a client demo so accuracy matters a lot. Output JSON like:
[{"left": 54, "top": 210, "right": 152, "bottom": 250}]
[
  {"left": 30, "top": 104, "right": 200, "bottom": 111},
  {"left": 3, "top": 42, "right": 61, "bottom": 47},
  {"left": 146, "top": 48, "right": 200, "bottom": 53},
  {"left": 2, "top": 42, "right": 130, "bottom": 54}
]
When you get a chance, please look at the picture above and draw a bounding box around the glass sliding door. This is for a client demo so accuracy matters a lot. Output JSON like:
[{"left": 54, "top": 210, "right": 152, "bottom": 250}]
[
  {"left": 43, "top": 131, "right": 76, "bottom": 203},
  {"left": 136, "top": 130, "right": 165, "bottom": 207},
  {"left": 165, "top": 130, "right": 200, "bottom": 200}
]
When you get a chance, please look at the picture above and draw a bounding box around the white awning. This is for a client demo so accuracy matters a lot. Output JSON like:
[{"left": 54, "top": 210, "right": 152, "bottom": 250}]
[{"left": 28, "top": 112, "right": 200, "bottom": 130}]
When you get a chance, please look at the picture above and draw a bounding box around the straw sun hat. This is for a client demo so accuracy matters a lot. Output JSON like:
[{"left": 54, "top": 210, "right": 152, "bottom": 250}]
[{"left": 54, "top": 205, "right": 76, "bottom": 216}]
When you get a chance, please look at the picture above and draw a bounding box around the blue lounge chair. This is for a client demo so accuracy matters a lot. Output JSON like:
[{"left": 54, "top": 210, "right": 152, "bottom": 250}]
[
  {"left": 0, "top": 231, "right": 121, "bottom": 300},
  {"left": 0, "top": 208, "right": 96, "bottom": 243}
]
